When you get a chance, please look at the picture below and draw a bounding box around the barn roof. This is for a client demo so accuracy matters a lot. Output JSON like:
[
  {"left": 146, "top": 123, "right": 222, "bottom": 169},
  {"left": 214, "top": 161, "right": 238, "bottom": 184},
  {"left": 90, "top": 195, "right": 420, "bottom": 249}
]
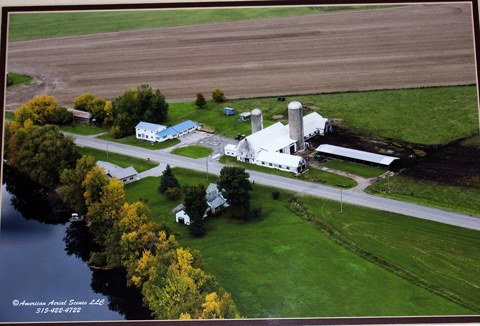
[
  {"left": 110, "top": 166, "right": 138, "bottom": 179},
  {"left": 315, "top": 144, "right": 398, "bottom": 166},
  {"left": 244, "top": 122, "right": 295, "bottom": 153},
  {"left": 256, "top": 151, "right": 305, "bottom": 168}
]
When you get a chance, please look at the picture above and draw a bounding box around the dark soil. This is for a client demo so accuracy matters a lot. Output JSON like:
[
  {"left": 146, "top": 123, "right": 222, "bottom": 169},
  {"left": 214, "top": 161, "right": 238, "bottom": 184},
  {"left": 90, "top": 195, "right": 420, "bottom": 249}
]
[{"left": 310, "top": 127, "right": 480, "bottom": 188}]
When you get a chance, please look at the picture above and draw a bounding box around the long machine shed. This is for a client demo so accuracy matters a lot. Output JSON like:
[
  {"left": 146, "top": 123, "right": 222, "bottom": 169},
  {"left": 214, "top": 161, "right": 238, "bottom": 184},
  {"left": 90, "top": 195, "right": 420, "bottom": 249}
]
[{"left": 315, "top": 144, "right": 398, "bottom": 168}]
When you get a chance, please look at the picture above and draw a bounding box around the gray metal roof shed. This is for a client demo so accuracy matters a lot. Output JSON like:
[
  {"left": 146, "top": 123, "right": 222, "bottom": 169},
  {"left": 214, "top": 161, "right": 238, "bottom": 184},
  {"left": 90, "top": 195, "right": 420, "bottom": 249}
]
[{"left": 315, "top": 144, "right": 398, "bottom": 167}]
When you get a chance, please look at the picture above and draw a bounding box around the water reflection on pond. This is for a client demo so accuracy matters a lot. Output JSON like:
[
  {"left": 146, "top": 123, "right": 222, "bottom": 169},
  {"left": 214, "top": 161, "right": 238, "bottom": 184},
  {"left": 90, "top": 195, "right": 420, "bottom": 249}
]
[{"left": 0, "top": 166, "right": 151, "bottom": 322}]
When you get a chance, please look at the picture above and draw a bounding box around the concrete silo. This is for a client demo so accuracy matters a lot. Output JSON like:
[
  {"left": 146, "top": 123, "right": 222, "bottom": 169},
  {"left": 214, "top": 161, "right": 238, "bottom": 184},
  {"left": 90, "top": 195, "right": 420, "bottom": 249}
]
[
  {"left": 251, "top": 108, "right": 263, "bottom": 134},
  {"left": 288, "top": 101, "right": 305, "bottom": 151}
]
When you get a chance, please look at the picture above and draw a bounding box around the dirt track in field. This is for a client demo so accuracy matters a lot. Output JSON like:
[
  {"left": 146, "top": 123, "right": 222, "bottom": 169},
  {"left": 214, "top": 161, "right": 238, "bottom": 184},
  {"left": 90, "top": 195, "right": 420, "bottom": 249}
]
[{"left": 6, "top": 4, "right": 476, "bottom": 109}]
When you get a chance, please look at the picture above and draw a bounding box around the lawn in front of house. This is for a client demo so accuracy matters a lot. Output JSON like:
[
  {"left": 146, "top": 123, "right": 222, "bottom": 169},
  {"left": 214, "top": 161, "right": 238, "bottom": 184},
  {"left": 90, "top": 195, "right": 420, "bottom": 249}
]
[{"left": 97, "top": 133, "right": 181, "bottom": 150}]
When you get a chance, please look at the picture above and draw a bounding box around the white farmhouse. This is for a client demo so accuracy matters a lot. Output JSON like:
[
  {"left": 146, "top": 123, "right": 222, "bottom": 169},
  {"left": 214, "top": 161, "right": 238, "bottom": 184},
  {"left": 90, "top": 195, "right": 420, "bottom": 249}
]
[
  {"left": 135, "top": 120, "right": 200, "bottom": 143},
  {"left": 135, "top": 121, "right": 166, "bottom": 141}
]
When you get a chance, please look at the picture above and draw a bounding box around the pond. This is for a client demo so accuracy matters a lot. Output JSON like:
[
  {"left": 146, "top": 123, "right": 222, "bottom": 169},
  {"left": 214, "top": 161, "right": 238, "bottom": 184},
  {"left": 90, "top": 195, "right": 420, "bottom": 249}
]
[{"left": 0, "top": 170, "right": 151, "bottom": 322}]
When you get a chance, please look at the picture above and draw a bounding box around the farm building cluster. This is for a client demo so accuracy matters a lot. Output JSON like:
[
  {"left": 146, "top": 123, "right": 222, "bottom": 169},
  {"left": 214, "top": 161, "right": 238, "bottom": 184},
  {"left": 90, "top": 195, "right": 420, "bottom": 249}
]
[
  {"left": 135, "top": 120, "right": 199, "bottom": 143},
  {"left": 224, "top": 101, "right": 399, "bottom": 173},
  {"left": 224, "top": 101, "right": 333, "bottom": 173}
]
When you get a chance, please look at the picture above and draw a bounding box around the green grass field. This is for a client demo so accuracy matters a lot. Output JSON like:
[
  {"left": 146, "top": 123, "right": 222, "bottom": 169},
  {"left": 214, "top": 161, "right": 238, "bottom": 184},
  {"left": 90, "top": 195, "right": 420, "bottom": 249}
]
[
  {"left": 166, "top": 86, "right": 478, "bottom": 145},
  {"left": 170, "top": 145, "right": 213, "bottom": 158},
  {"left": 124, "top": 168, "right": 478, "bottom": 317},
  {"left": 6, "top": 72, "right": 33, "bottom": 86},
  {"left": 321, "top": 160, "right": 387, "bottom": 178},
  {"left": 59, "top": 123, "right": 107, "bottom": 136},
  {"left": 366, "top": 175, "right": 480, "bottom": 217},
  {"left": 77, "top": 146, "right": 158, "bottom": 173},
  {"left": 301, "top": 195, "right": 480, "bottom": 313},
  {"left": 8, "top": 6, "right": 392, "bottom": 42}
]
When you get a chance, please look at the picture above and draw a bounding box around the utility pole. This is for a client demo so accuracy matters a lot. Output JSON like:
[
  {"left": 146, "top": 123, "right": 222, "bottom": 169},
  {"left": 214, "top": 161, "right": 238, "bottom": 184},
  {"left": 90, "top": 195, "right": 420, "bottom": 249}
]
[
  {"left": 206, "top": 157, "right": 209, "bottom": 183},
  {"left": 340, "top": 189, "right": 343, "bottom": 213}
]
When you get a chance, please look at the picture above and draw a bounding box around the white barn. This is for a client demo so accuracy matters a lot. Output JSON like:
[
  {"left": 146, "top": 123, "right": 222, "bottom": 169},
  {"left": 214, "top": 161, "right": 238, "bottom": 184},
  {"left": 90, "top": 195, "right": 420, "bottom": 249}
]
[{"left": 224, "top": 109, "right": 331, "bottom": 173}]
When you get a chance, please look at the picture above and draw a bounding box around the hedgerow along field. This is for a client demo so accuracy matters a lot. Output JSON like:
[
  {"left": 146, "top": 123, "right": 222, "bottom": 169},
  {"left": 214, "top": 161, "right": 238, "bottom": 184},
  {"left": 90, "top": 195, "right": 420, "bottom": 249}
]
[
  {"left": 165, "top": 86, "right": 478, "bottom": 145},
  {"left": 8, "top": 6, "right": 392, "bottom": 42},
  {"left": 124, "top": 168, "right": 478, "bottom": 318}
]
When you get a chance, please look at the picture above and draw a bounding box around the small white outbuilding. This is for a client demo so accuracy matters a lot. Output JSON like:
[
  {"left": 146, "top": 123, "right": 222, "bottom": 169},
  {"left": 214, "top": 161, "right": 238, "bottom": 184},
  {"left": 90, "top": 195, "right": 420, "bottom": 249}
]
[{"left": 175, "top": 210, "right": 191, "bottom": 225}]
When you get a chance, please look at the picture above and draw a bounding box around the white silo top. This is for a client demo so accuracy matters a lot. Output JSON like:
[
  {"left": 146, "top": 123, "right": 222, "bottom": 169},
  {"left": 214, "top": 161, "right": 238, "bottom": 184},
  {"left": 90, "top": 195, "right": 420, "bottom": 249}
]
[
  {"left": 288, "top": 101, "right": 302, "bottom": 110},
  {"left": 251, "top": 108, "right": 262, "bottom": 115}
]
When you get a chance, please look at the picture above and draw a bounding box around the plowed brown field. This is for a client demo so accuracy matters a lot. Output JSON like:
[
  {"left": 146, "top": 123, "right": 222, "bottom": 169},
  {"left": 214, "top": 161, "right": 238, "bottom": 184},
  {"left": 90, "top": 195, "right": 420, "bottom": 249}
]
[{"left": 6, "top": 3, "right": 476, "bottom": 109}]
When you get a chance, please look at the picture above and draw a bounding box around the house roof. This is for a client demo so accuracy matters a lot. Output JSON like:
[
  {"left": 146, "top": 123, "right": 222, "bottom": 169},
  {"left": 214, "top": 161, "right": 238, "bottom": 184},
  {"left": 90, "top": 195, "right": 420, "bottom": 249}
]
[
  {"left": 209, "top": 197, "right": 227, "bottom": 209},
  {"left": 256, "top": 151, "right": 305, "bottom": 168},
  {"left": 172, "top": 120, "right": 198, "bottom": 133},
  {"left": 156, "top": 120, "right": 198, "bottom": 138},
  {"left": 136, "top": 121, "right": 166, "bottom": 132},
  {"left": 110, "top": 166, "right": 138, "bottom": 179},
  {"left": 315, "top": 144, "right": 399, "bottom": 166}
]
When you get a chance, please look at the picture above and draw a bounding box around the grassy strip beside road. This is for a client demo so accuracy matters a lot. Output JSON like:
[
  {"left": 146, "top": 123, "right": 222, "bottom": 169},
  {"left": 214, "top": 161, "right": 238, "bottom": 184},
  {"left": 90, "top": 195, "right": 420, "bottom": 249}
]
[
  {"left": 366, "top": 175, "right": 480, "bottom": 217},
  {"left": 219, "top": 155, "right": 357, "bottom": 188},
  {"left": 171, "top": 145, "right": 213, "bottom": 158},
  {"left": 77, "top": 146, "right": 158, "bottom": 173},
  {"left": 8, "top": 6, "right": 391, "bottom": 41},
  {"left": 97, "top": 133, "right": 180, "bottom": 150},
  {"left": 124, "top": 168, "right": 475, "bottom": 317},
  {"left": 321, "top": 160, "right": 387, "bottom": 178},
  {"left": 300, "top": 195, "right": 480, "bottom": 313}
]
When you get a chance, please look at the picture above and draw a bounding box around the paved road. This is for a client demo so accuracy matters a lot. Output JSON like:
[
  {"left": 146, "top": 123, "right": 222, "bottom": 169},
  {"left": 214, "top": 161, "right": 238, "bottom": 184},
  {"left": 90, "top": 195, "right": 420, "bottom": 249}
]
[{"left": 71, "top": 133, "right": 480, "bottom": 232}]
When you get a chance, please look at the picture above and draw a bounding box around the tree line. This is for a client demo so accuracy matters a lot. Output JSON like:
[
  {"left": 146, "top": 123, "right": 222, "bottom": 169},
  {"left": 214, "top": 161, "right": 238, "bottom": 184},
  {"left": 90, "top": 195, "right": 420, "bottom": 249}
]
[{"left": 4, "top": 118, "right": 240, "bottom": 319}]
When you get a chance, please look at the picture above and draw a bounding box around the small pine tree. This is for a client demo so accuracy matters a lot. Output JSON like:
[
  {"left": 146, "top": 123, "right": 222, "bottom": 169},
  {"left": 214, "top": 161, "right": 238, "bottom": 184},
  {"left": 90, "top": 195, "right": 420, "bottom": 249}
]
[
  {"left": 195, "top": 93, "right": 207, "bottom": 109},
  {"left": 159, "top": 165, "right": 180, "bottom": 193},
  {"left": 211, "top": 88, "right": 226, "bottom": 103}
]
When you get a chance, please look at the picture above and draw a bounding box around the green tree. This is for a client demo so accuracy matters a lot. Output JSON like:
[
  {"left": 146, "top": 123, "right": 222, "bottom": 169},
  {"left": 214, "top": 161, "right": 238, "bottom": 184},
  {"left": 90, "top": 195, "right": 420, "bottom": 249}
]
[
  {"left": 218, "top": 166, "right": 252, "bottom": 220},
  {"left": 211, "top": 88, "right": 225, "bottom": 103},
  {"left": 111, "top": 84, "right": 168, "bottom": 138},
  {"left": 184, "top": 184, "right": 208, "bottom": 237},
  {"left": 159, "top": 164, "right": 180, "bottom": 193},
  {"left": 6, "top": 124, "right": 78, "bottom": 189},
  {"left": 195, "top": 93, "right": 207, "bottom": 109},
  {"left": 59, "top": 155, "right": 96, "bottom": 214},
  {"left": 82, "top": 166, "right": 109, "bottom": 207},
  {"left": 86, "top": 177, "right": 126, "bottom": 247}
]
